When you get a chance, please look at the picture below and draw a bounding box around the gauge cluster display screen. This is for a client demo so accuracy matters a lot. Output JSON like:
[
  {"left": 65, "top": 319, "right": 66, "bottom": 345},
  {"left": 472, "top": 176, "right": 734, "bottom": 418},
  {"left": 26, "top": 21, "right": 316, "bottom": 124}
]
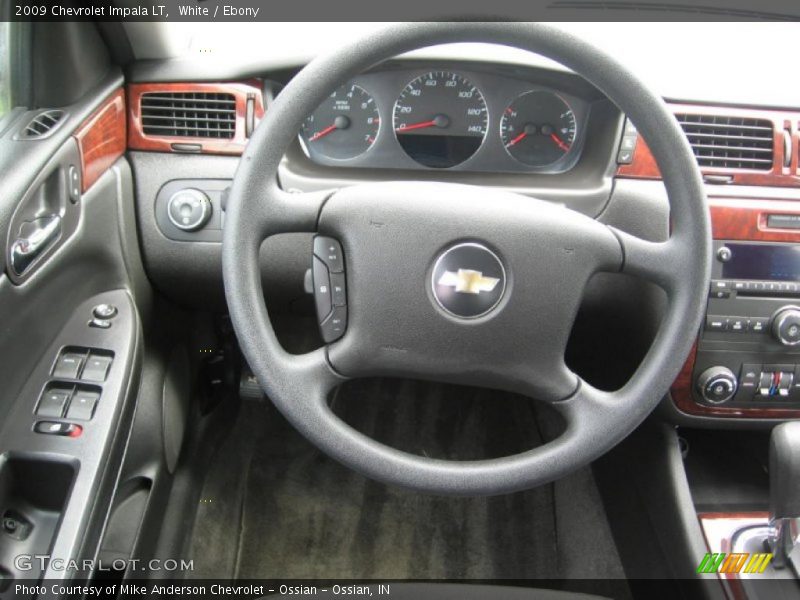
[
  {"left": 722, "top": 243, "right": 800, "bottom": 282},
  {"left": 297, "top": 64, "right": 593, "bottom": 174}
]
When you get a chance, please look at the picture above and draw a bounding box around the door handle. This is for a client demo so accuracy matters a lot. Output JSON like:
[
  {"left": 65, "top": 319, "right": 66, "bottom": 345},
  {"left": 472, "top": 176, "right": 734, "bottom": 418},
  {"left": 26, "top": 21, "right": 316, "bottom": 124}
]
[{"left": 9, "top": 215, "right": 62, "bottom": 276}]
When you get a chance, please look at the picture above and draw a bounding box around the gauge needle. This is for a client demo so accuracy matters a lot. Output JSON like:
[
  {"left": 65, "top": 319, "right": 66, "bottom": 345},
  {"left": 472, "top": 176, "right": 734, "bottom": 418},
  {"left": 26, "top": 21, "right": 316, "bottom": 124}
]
[
  {"left": 396, "top": 114, "right": 450, "bottom": 133},
  {"left": 506, "top": 131, "right": 528, "bottom": 148},
  {"left": 309, "top": 124, "right": 338, "bottom": 142},
  {"left": 550, "top": 133, "right": 571, "bottom": 152},
  {"left": 396, "top": 119, "right": 437, "bottom": 133}
]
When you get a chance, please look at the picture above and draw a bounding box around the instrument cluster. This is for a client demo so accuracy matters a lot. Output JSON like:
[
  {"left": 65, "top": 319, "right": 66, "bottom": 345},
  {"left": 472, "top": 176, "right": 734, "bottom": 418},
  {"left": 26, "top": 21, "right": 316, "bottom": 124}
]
[{"left": 298, "top": 66, "right": 591, "bottom": 174}]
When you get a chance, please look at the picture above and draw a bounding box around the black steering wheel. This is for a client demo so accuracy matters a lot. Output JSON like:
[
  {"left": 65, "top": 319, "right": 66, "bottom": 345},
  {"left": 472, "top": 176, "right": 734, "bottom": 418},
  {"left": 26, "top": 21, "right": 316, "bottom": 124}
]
[{"left": 222, "top": 23, "right": 710, "bottom": 496}]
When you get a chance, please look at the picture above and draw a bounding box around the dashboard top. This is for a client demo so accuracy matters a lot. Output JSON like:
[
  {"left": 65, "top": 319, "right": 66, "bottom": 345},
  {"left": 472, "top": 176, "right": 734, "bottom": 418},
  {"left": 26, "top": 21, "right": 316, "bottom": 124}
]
[{"left": 128, "top": 23, "right": 800, "bottom": 110}]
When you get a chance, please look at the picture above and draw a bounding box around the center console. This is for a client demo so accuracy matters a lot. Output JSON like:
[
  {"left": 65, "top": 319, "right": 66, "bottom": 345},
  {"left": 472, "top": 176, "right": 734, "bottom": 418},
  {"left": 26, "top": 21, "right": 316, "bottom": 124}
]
[{"left": 684, "top": 240, "right": 800, "bottom": 415}]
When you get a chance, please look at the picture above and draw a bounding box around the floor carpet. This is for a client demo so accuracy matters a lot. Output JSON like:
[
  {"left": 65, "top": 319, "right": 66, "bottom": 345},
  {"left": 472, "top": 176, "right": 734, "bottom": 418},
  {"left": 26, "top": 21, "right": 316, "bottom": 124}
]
[{"left": 184, "top": 378, "right": 627, "bottom": 589}]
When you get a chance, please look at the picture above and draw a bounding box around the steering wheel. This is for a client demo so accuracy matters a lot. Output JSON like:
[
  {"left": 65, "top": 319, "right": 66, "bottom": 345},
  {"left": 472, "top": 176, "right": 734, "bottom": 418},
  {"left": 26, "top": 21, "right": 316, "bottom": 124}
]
[{"left": 223, "top": 23, "right": 710, "bottom": 496}]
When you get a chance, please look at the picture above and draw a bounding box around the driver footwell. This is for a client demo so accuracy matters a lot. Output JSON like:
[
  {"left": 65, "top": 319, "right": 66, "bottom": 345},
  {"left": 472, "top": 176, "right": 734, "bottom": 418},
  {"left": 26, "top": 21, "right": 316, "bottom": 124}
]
[{"left": 181, "top": 378, "right": 629, "bottom": 593}]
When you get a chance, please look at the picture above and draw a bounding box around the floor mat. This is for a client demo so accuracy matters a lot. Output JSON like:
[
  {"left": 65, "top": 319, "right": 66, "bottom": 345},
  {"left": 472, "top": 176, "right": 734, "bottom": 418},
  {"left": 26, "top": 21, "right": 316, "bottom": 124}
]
[{"left": 186, "top": 379, "right": 626, "bottom": 583}]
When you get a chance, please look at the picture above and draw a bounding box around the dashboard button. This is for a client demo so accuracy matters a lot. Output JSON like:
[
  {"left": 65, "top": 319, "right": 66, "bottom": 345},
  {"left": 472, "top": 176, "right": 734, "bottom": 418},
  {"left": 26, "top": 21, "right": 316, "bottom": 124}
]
[
  {"left": 314, "top": 236, "right": 344, "bottom": 273},
  {"left": 732, "top": 281, "right": 748, "bottom": 292},
  {"left": 710, "top": 290, "right": 731, "bottom": 299},
  {"left": 617, "top": 148, "right": 634, "bottom": 164},
  {"left": 729, "top": 318, "right": 747, "bottom": 332},
  {"left": 740, "top": 364, "right": 760, "bottom": 391},
  {"left": 620, "top": 134, "right": 637, "bottom": 151},
  {"left": 748, "top": 318, "right": 768, "bottom": 333},
  {"left": 710, "top": 280, "right": 731, "bottom": 291},
  {"left": 706, "top": 316, "right": 729, "bottom": 331},
  {"left": 717, "top": 247, "right": 733, "bottom": 262},
  {"left": 779, "top": 372, "right": 794, "bottom": 397}
]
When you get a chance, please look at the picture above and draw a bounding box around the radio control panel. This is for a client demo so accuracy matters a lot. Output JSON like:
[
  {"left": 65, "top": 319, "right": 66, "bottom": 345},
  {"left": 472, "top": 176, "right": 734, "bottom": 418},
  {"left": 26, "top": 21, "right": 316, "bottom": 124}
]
[{"left": 691, "top": 241, "right": 800, "bottom": 411}]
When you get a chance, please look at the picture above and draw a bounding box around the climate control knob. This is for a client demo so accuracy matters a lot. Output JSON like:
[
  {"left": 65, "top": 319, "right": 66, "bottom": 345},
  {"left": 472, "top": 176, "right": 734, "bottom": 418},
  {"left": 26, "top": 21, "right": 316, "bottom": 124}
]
[
  {"left": 773, "top": 308, "right": 800, "bottom": 346},
  {"left": 696, "top": 366, "right": 738, "bottom": 404}
]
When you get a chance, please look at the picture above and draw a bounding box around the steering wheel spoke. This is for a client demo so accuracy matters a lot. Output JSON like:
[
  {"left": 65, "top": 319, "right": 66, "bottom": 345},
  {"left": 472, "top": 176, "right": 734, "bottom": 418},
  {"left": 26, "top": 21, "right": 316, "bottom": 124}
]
[{"left": 612, "top": 228, "right": 685, "bottom": 293}]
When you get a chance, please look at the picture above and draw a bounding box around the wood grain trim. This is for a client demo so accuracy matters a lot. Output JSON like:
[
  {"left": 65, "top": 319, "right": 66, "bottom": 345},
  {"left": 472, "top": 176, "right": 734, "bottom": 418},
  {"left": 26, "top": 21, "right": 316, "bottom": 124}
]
[
  {"left": 618, "top": 102, "right": 800, "bottom": 188},
  {"left": 127, "top": 80, "right": 264, "bottom": 155},
  {"left": 710, "top": 197, "right": 800, "bottom": 242},
  {"left": 671, "top": 197, "right": 800, "bottom": 418},
  {"left": 699, "top": 511, "right": 770, "bottom": 521},
  {"left": 74, "top": 89, "right": 126, "bottom": 193}
]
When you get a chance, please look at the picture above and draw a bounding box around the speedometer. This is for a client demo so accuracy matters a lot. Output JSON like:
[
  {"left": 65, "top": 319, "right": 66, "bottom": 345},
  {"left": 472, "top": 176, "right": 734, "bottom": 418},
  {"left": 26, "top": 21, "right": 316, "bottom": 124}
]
[{"left": 393, "top": 72, "right": 488, "bottom": 169}]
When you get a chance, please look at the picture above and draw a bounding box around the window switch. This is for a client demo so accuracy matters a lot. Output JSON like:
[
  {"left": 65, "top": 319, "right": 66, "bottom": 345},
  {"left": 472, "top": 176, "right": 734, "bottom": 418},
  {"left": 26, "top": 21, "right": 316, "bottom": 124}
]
[
  {"left": 80, "top": 355, "right": 112, "bottom": 382},
  {"left": 52, "top": 352, "right": 85, "bottom": 379},
  {"left": 36, "top": 389, "right": 71, "bottom": 418},
  {"left": 66, "top": 390, "right": 99, "bottom": 421}
]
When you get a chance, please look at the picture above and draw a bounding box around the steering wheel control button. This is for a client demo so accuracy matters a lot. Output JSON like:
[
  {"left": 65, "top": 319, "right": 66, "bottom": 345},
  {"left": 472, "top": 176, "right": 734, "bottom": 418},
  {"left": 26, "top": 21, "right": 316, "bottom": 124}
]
[
  {"left": 773, "top": 308, "right": 800, "bottom": 346},
  {"left": 312, "top": 256, "right": 333, "bottom": 322},
  {"left": 330, "top": 272, "right": 347, "bottom": 307},
  {"left": 34, "top": 421, "right": 82, "bottom": 438},
  {"left": 697, "top": 366, "right": 738, "bottom": 404},
  {"left": 320, "top": 306, "right": 347, "bottom": 343},
  {"left": 312, "top": 236, "right": 348, "bottom": 342},
  {"left": 431, "top": 243, "right": 506, "bottom": 319},
  {"left": 167, "top": 189, "right": 212, "bottom": 232},
  {"left": 92, "top": 304, "right": 117, "bottom": 320},
  {"left": 314, "top": 236, "right": 344, "bottom": 273}
]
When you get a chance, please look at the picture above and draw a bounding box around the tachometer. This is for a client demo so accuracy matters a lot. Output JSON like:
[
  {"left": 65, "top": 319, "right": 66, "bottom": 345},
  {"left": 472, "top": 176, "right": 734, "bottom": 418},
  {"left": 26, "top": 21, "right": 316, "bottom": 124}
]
[
  {"left": 300, "top": 84, "right": 380, "bottom": 161},
  {"left": 393, "top": 72, "right": 488, "bottom": 168},
  {"left": 500, "top": 91, "right": 577, "bottom": 167}
]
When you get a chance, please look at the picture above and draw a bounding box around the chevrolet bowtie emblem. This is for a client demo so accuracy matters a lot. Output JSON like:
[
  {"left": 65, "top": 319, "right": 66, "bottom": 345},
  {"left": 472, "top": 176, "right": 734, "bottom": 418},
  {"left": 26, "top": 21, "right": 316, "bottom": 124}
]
[{"left": 438, "top": 269, "right": 500, "bottom": 295}]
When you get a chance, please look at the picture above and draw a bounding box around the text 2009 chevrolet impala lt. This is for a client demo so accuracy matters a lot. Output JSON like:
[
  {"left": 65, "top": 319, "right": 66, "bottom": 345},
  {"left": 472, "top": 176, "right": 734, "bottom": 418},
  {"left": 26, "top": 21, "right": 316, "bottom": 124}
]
[{"left": 2, "top": 18, "right": 800, "bottom": 600}]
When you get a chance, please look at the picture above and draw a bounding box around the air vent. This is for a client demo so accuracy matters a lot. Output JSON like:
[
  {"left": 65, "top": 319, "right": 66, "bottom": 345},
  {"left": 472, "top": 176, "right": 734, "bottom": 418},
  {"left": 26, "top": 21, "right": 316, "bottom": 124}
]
[
  {"left": 676, "top": 113, "right": 775, "bottom": 171},
  {"left": 21, "top": 110, "right": 65, "bottom": 139},
  {"left": 140, "top": 92, "right": 236, "bottom": 139}
]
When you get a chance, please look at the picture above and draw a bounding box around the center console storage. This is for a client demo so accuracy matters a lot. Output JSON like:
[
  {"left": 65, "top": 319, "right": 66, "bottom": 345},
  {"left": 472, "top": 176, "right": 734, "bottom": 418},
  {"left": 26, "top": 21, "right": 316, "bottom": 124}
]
[{"left": 0, "top": 457, "right": 77, "bottom": 585}]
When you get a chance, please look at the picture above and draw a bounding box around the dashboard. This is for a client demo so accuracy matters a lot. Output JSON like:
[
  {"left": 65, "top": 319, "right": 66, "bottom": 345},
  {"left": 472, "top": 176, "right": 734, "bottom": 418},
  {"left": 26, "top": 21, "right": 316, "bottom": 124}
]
[
  {"left": 125, "top": 53, "right": 800, "bottom": 428},
  {"left": 296, "top": 63, "right": 597, "bottom": 174}
]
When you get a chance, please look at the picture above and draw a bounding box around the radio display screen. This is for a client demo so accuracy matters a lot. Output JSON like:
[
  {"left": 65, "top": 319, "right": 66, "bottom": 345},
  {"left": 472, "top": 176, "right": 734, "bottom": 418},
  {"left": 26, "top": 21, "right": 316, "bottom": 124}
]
[{"left": 721, "top": 243, "right": 800, "bottom": 281}]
